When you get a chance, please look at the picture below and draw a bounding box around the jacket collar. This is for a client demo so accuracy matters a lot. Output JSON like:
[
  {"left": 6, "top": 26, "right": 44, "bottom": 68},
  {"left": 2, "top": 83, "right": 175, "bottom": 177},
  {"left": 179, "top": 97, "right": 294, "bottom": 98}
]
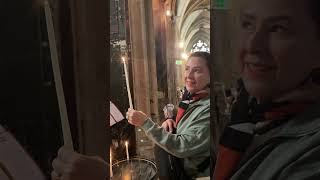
[
  {"left": 188, "top": 96, "right": 210, "bottom": 108},
  {"left": 275, "top": 100, "right": 320, "bottom": 137}
]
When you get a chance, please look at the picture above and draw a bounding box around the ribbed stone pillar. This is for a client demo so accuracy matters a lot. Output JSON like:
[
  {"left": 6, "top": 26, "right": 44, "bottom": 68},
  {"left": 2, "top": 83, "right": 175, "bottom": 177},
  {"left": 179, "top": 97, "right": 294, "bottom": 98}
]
[{"left": 128, "top": 0, "right": 160, "bottom": 159}]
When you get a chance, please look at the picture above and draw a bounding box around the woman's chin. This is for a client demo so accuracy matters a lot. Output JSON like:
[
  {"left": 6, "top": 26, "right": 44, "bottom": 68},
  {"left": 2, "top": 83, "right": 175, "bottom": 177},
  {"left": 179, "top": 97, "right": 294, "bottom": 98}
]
[
  {"left": 244, "top": 81, "right": 274, "bottom": 102},
  {"left": 186, "top": 87, "right": 193, "bottom": 93}
]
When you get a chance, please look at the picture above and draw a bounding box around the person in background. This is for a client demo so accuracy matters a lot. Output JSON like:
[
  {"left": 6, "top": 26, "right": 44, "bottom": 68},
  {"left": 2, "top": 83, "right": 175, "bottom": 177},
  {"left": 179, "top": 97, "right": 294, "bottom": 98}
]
[{"left": 214, "top": 0, "right": 320, "bottom": 179}]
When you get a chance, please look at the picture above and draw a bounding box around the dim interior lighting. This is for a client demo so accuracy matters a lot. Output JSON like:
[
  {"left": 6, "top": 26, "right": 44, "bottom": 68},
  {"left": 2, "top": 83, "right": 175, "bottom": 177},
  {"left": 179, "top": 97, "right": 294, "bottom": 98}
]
[
  {"left": 181, "top": 52, "right": 188, "bottom": 60},
  {"left": 121, "top": 56, "right": 126, "bottom": 63},
  {"left": 166, "top": 10, "right": 172, "bottom": 17},
  {"left": 178, "top": 42, "right": 184, "bottom": 48}
]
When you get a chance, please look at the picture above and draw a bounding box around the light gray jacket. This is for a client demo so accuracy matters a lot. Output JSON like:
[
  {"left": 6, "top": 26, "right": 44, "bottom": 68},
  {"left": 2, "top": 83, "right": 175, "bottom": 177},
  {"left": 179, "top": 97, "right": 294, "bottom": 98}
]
[
  {"left": 231, "top": 101, "right": 320, "bottom": 180},
  {"left": 141, "top": 97, "right": 210, "bottom": 178}
]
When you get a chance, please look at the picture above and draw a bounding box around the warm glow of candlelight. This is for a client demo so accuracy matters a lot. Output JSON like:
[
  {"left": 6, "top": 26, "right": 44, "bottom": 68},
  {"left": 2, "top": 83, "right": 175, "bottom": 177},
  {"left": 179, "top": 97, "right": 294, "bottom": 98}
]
[
  {"left": 122, "top": 56, "right": 126, "bottom": 63},
  {"left": 125, "top": 141, "right": 129, "bottom": 161},
  {"left": 110, "top": 150, "right": 113, "bottom": 177},
  {"left": 110, "top": 151, "right": 112, "bottom": 162},
  {"left": 123, "top": 174, "right": 131, "bottom": 180},
  {"left": 166, "top": 10, "right": 172, "bottom": 17}
]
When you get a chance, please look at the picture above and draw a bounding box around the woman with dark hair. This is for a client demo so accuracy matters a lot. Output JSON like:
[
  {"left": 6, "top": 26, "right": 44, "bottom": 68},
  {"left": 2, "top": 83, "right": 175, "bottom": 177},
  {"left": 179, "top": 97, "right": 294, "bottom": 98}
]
[
  {"left": 50, "top": 52, "right": 214, "bottom": 180},
  {"left": 127, "top": 51, "right": 211, "bottom": 179},
  {"left": 213, "top": 0, "right": 320, "bottom": 180}
]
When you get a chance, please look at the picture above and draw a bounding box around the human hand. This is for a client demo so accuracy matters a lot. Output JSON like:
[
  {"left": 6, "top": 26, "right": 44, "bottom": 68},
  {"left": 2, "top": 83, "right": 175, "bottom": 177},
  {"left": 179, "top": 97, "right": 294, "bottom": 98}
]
[
  {"left": 126, "top": 108, "right": 149, "bottom": 126},
  {"left": 161, "top": 119, "right": 176, "bottom": 133},
  {"left": 51, "top": 146, "right": 108, "bottom": 180}
]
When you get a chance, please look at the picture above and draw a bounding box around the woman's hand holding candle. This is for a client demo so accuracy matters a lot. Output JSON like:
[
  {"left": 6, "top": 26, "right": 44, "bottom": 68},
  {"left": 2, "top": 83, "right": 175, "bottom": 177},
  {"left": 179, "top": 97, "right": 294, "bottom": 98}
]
[{"left": 126, "top": 108, "right": 149, "bottom": 127}]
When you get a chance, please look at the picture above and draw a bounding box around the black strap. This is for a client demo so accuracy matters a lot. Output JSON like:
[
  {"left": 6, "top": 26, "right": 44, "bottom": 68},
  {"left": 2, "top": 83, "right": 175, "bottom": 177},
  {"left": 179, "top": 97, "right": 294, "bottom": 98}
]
[
  {"left": 169, "top": 156, "right": 192, "bottom": 180},
  {"left": 197, "top": 156, "right": 211, "bottom": 173}
]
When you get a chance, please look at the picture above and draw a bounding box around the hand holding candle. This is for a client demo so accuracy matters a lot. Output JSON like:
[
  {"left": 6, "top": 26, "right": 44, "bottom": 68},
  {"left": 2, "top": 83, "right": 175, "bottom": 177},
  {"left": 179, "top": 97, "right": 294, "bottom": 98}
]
[{"left": 126, "top": 108, "right": 148, "bottom": 126}]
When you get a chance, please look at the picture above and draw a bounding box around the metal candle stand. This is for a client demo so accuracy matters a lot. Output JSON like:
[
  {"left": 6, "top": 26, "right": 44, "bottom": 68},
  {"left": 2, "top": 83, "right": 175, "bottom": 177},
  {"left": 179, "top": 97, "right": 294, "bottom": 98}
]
[{"left": 111, "top": 157, "right": 157, "bottom": 180}]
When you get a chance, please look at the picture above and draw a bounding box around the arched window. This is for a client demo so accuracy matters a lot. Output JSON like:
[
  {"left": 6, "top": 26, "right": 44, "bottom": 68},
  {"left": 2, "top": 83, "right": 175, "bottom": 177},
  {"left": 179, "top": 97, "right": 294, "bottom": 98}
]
[{"left": 191, "top": 40, "right": 210, "bottom": 53}]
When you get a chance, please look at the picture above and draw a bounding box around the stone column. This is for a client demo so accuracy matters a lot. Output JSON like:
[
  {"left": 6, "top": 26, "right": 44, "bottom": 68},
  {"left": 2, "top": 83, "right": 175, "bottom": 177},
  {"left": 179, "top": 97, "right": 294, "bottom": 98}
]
[
  {"left": 128, "top": 0, "right": 159, "bottom": 159},
  {"left": 164, "top": 1, "right": 178, "bottom": 106}
]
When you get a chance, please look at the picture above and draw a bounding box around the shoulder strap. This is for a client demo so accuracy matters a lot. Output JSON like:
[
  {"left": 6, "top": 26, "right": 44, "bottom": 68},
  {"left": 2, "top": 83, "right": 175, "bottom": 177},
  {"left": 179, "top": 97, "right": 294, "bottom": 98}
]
[{"left": 197, "top": 156, "right": 211, "bottom": 173}]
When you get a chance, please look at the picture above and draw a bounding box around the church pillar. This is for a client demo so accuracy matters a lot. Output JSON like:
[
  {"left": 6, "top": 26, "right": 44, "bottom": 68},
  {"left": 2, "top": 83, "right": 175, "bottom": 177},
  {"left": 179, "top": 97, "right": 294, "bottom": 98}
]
[{"left": 128, "top": 0, "right": 159, "bottom": 159}]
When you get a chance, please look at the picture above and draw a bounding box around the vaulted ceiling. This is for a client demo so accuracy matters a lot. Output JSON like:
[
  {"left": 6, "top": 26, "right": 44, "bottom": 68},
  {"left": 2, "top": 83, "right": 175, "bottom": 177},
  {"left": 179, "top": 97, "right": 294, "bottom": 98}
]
[{"left": 174, "top": 0, "right": 210, "bottom": 53}]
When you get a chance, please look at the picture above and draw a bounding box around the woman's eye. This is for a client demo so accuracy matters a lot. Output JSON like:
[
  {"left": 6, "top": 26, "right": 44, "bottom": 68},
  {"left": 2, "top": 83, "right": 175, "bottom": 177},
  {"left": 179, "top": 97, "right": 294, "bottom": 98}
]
[
  {"left": 270, "top": 24, "right": 289, "bottom": 34},
  {"left": 194, "top": 69, "right": 201, "bottom": 73},
  {"left": 241, "top": 20, "right": 255, "bottom": 31}
]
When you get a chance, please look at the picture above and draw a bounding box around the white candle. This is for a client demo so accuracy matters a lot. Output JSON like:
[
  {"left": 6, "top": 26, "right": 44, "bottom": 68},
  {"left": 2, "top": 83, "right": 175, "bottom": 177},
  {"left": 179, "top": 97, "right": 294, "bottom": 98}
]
[
  {"left": 125, "top": 141, "right": 130, "bottom": 161},
  {"left": 44, "top": 0, "right": 73, "bottom": 149},
  {"left": 122, "top": 57, "right": 133, "bottom": 109},
  {"left": 110, "top": 151, "right": 113, "bottom": 178}
]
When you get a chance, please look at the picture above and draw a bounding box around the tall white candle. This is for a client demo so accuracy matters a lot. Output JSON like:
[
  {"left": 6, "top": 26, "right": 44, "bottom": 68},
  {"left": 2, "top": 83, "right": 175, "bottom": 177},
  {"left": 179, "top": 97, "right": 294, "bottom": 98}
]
[
  {"left": 110, "top": 151, "right": 113, "bottom": 178},
  {"left": 122, "top": 57, "right": 133, "bottom": 109},
  {"left": 125, "top": 141, "right": 130, "bottom": 161},
  {"left": 44, "top": 0, "right": 73, "bottom": 149}
]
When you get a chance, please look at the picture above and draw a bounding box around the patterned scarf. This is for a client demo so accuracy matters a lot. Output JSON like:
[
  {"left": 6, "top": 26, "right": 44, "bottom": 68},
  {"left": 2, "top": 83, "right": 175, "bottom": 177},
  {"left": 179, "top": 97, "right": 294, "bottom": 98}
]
[
  {"left": 175, "top": 89, "right": 209, "bottom": 125},
  {"left": 214, "top": 100, "right": 314, "bottom": 180}
]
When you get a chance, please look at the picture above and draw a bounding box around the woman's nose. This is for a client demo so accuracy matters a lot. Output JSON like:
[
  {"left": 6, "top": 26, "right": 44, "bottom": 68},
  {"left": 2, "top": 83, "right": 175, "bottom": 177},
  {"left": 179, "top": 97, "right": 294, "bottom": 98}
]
[
  {"left": 186, "top": 70, "right": 193, "bottom": 79},
  {"left": 246, "top": 29, "right": 267, "bottom": 54}
]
